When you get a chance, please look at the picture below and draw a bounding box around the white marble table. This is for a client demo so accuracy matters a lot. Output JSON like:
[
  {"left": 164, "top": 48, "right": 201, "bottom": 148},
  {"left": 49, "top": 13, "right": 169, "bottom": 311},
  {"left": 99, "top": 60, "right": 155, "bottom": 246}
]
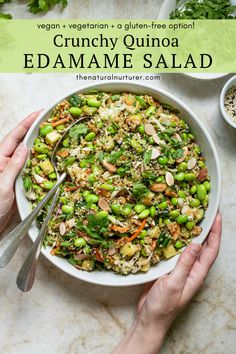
[{"left": 0, "top": 1, "right": 236, "bottom": 353}]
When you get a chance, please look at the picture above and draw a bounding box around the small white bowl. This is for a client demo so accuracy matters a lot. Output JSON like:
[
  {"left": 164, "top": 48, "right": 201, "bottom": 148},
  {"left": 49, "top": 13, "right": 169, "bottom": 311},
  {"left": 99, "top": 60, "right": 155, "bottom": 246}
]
[
  {"left": 15, "top": 81, "right": 221, "bottom": 287},
  {"left": 220, "top": 75, "right": 236, "bottom": 129}
]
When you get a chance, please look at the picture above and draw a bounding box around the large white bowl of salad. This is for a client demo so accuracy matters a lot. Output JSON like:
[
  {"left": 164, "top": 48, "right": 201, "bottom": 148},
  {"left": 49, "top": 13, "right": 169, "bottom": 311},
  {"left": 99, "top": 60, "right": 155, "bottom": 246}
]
[{"left": 15, "top": 81, "right": 221, "bottom": 286}]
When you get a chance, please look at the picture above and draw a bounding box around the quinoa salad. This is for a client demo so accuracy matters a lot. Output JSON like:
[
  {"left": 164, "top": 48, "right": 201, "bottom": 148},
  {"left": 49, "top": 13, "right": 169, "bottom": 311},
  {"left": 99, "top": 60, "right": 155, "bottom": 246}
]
[{"left": 23, "top": 91, "right": 211, "bottom": 275}]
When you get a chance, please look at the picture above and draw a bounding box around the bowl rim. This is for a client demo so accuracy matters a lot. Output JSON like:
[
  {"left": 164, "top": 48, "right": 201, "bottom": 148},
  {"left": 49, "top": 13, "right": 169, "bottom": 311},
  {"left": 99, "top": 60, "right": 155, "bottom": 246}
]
[
  {"left": 15, "top": 80, "right": 221, "bottom": 287},
  {"left": 220, "top": 75, "right": 236, "bottom": 129}
]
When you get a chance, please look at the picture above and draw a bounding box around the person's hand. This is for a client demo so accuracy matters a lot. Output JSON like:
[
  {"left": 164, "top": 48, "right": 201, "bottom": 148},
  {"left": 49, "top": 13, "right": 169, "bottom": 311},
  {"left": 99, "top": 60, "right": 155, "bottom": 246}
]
[
  {"left": 0, "top": 111, "right": 41, "bottom": 234},
  {"left": 113, "top": 214, "right": 222, "bottom": 354}
]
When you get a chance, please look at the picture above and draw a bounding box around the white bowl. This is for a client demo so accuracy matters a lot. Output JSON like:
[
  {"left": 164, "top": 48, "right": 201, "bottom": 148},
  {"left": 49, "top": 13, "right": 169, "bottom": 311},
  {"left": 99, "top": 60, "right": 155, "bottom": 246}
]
[
  {"left": 220, "top": 75, "right": 236, "bottom": 129},
  {"left": 15, "top": 81, "right": 221, "bottom": 287},
  {"left": 157, "top": 0, "right": 228, "bottom": 80}
]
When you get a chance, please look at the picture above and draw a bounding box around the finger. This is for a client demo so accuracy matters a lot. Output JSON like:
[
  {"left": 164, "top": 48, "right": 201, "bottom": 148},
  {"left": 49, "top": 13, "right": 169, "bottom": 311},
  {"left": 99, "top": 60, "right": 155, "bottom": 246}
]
[
  {"left": 0, "top": 110, "right": 42, "bottom": 159},
  {"left": 169, "top": 243, "right": 202, "bottom": 290},
  {"left": 0, "top": 143, "right": 28, "bottom": 194},
  {"left": 183, "top": 214, "right": 222, "bottom": 298},
  {"left": 198, "top": 213, "right": 222, "bottom": 269}
]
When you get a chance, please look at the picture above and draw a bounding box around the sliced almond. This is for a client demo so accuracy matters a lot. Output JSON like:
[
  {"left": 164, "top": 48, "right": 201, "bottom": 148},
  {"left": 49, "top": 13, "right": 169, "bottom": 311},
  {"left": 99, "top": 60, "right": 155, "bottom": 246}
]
[
  {"left": 153, "top": 133, "right": 161, "bottom": 145},
  {"left": 98, "top": 197, "right": 110, "bottom": 211},
  {"left": 187, "top": 157, "right": 197, "bottom": 170},
  {"left": 59, "top": 223, "right": 66, "bottom": 236},
  {"left": 66, "top": 218, "right": 75, "bottom": 229},
  {"left": 173, "top": 133, "right": 182, "bottom": 142},
  {"left": 176, "top": 146, "right": 188, "bottom": 163},
  {"left": 144, "top": 123, "right": 156, "bottom": 136},
  {"left": 102, "top": 160, "right": 117, "bottom": 174},
  {"left": 165, "top": 172, "right": 174, "bottom": 187},
  {"left": 33, "top": 172, "right": 46, "bottom": 184},
  {"left": 150, "top": 183, "right": 167, "bottom": 193},
  {"left": 151, "top": 148, "right": 160, "bottom": 160}
]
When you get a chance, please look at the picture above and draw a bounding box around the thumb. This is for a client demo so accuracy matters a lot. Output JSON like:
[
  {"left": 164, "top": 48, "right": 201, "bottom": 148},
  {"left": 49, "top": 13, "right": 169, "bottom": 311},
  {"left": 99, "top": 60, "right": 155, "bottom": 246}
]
[
  {"left": 169, "top": 243, "right": 202, "bottom": 289},
  {"left": 0, "top": 143, "right": 28, "bottom": 194}
]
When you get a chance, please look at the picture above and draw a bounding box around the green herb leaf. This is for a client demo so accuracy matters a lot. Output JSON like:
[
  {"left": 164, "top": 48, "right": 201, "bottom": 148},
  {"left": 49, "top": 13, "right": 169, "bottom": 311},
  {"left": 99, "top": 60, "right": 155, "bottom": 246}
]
[
  {"left": 132, "top": 183, "right": 150, "bottom": 198},
  {"left": 143, "top": 150, "right": 152, "bottom": 165}
]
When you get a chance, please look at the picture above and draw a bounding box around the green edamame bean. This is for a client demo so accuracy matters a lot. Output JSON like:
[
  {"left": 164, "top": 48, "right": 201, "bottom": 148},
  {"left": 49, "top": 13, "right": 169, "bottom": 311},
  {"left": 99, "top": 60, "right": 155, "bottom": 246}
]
[
  {"left": 190, "top": 185, "right": 197, "bottom": 194},
  {"left": 48, "top": 172, "right": 57, "bottom": 179},
  {"left": 74, "top": 237, "right": 86, "bottom": 248},
  {"left": 85, "top": 132, "right": 96, "bottom": 141},
  {"left": 158, "top": 201, "right": 168, "bottom": 210},
  {"left": 85, "top": 194, "right": 99, "bottom": 204},
  {"left": 189, "top": 198, "right": 201, "bottom": 208},
  {"left": 100, "top": 183, "right": 115, "bottom": 191},
  {"left": 138, "top": 209, "right": 150, "bottom": 219},
  {"left": 188, "top": 133, "right": 194, "bottom": 140},
  {"left": 88, "top": 174, "right": 95, "bottom": 185},
  {"left": 39, "top": 124, "right": 53, "bottom": 137},
  {"left": 146, "top": 105, "right": 156, "bottom": 117},
  {"left": 36, "top": 154, "right": 47, "bottom": 161},
  {"left": 134, "top": 205, "right": 146, "bottom": 214},
  {"left": 34, "top": 143, "right": 49, "bottom": 154},
  {"left": 137, "top": 125, "right": 145, "bottom": 134},
  {"left": 198, "top": 161, "right": 205, "bottom": 168},
  {"left": 158, "top": 156, "right": 168, "bottom": 165},
  {"left": 148, "top": 137, "right": 155, "bottom": 145},
  {"left": 184, "top": 173, "right": 196, "bottom": 182},
  {"left": 197, "top": 184, "right": 207, "bottom": 201},
  {"left": 171, "top": 197, "right": 178, "bottom": 206},
  {"left": 177, "top": 162, "right": 188, "bottom": 172},
  {"left": 203, "top": 181, "right": 211, "bottom": 192},
  {"left": 89, "top": 204, "right": 98, "bottom": 211},
  {"left": 175, "top": 172, "right": 185, "bottom": 181},
  {"left": 164, "top": 218, "right": 171, "bottom": 225},
  {"left": 80, "top": 160, "right": 88, "bottom": 168},
  {"left": 149, "top": 206, "right": 156, "bottom": 218},
  {"left": 139, "top": 230, "right": 147, "bottom": 238},
  {"left": 43, "top": 181, "right": 55, "bottom": 190},
  {"left": 56, "top": 124, "right": 65, "bottom": 131},
  {"left": 62, "top": 138, "right": 70, "bottom": 148},
  {"left": 62, "top": 205, "right": 74, "bottom": 214},
  {"left": 87, "top": 98, "right": 101, "bottom": 108},
  {"left": 194, "top": 146, "right": 201, "bottom": 155},
  {"left": 170, "top": 210, "right": 180, "bottom": 220},
  {"left": 175, "top": 241, "right": 184, "bottom": 249},
  {"left": 156, "top": 176, "right": 165, "bottom": 183},
  {"left": 60, "top": 196, "right": 67, "bottom": 204},
  {"left": 68, "top": 107, "right": 82, "bottom": 116},
  {"left": 177, "top": 215, "right": 189, "bottom": 224},
  {"left": 186, "top": 221, "right": 195, "bottom": 231},
  {"left": 82, "top": 190, "right": 90, "bottom": 198},
  {"left": 178, "top": 191, "right": 186, "bottom": 199},
  {"left": 111, "top": 204, "right": 121, "bottom": 215},
  {"left": 96, "top": 211, "right": 108, "bottom": 219},
  {"left": 122, "top": 205, "right": 132, "bottom": 216}
]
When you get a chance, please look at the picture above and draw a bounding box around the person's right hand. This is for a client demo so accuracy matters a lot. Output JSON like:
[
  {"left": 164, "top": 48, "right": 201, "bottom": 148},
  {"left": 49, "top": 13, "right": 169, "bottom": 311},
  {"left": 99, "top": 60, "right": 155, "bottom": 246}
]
[
  {"left": 0, "top": 111, "right": 41, "bottom": 234},
  {"left": 113, "top": 213, "right": 222, "bottom": 354}
]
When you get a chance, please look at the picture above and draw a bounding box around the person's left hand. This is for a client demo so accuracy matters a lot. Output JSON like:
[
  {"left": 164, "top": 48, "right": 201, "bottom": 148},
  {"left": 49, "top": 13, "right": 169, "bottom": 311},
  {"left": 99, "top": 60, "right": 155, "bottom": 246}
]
[{"left": 0, "top": 111, "right": 41, "bottom": 233}]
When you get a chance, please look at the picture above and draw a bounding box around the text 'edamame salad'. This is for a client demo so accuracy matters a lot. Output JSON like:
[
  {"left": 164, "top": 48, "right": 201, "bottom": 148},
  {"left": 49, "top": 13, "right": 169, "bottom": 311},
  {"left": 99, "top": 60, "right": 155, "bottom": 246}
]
[{"left": 23, "top": 92, "right": 210, "bottom": 275}]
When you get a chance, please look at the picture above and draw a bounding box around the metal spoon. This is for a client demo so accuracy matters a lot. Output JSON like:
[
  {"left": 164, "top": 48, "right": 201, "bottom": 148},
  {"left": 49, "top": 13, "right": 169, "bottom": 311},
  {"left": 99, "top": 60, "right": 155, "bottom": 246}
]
[{"left": 0, "top": 116, "right": 89, "bottom": 270}]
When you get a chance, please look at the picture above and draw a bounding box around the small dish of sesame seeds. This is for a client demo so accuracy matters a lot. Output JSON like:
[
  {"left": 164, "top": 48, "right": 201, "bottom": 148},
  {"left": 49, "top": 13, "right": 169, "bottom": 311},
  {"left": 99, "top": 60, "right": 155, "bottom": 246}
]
[{"left": 220, "top": 75, "right": 236, "bottom": 128}]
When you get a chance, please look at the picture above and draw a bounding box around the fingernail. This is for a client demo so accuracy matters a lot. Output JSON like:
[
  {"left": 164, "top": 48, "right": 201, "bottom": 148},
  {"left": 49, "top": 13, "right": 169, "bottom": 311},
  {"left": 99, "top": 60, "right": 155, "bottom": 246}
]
[{"left": 190, "top": 244, "right": 202, "bottom": 256}]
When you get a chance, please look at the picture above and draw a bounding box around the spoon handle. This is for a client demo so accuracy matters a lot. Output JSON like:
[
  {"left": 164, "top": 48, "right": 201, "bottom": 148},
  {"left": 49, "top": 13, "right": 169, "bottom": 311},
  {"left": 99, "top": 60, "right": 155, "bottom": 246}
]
[
  {"left": 16, "top": 188, "right": 60, "bottom": 292},
  {"left": 0, "top": 172, "right": 66, "bottom": 268}
]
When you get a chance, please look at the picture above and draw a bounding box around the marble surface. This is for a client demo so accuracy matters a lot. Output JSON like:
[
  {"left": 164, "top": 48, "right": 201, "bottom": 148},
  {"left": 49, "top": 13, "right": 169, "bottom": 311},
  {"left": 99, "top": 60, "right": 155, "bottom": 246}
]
[{"left": 0, "top": 1, "right": 236, "bottom": 354}]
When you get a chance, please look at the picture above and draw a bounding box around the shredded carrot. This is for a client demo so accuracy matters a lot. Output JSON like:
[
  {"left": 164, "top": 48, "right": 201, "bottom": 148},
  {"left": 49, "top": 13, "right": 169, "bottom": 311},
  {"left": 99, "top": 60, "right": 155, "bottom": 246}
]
[
  {"left": 52, "top": 117, "right": 71, "bottom": 127},
  {"left": 65, "top": 186, "right": 79, "bottom": 192},
  {"left": 127, "top": 219, "right": 147, "bottom": 242}
]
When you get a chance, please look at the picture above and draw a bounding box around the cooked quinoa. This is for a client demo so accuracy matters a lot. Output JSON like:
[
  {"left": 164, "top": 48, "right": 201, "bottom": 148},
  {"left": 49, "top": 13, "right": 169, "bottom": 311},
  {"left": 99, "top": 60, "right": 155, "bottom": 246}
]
[{"left": 23, "top": 91, "right": 210, "bottom": 275}]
